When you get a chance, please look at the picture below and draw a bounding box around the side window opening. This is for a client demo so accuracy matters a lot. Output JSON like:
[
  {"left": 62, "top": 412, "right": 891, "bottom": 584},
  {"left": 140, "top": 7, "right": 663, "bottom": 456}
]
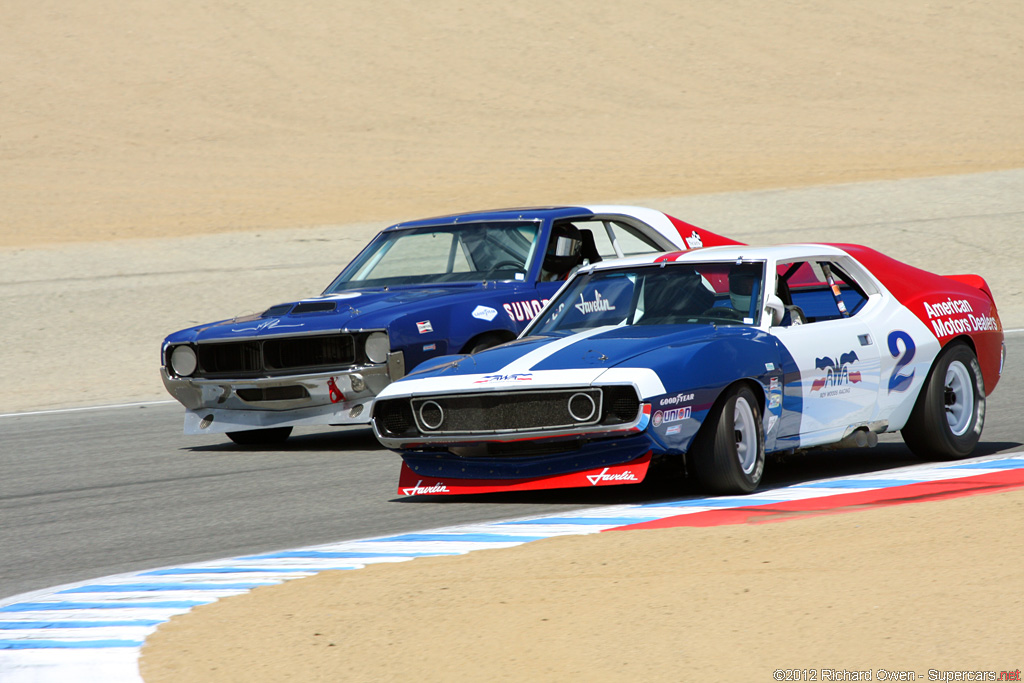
[{"left": 777, "top": 260, "right": 868, "bottom": 323}]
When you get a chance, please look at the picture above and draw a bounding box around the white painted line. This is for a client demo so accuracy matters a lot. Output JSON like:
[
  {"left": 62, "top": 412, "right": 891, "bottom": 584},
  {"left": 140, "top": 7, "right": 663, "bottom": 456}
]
[{"left": 0, "top": 401, "right": 175, "bottom": 419}]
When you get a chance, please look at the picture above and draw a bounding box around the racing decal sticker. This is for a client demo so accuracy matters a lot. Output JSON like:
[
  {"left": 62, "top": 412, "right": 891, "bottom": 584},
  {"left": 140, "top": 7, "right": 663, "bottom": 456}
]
[
  {"left": 473, "top": 373, "right": 533, "bottom": 383},
  {"left": 416, "top": 320, "right": 433, "bottom": 334},
  {"left": 396, "top": 452, "right": 653, "bottom": 495},
  {"left": 652, "top": 406, "right": 691, "bottom": 427},
  {"left": 231, "top": 318, "right": 302, "bottom": 333},
  {"left": 658, "top": 392, "right": 694, "bottom": 407},
  {"left": 401, "top": 480, "right": 451, "bottom": 496},
  {"left": 810, "top": 351, "right": 862, "bottom": 396},
  {"left": 504, "top": 299, "right": 548, "bottom": 322},
  {"left": 472, "top": 305, "right": 498, "bottom": 322},
  {"left": 886, "top": 330, "right": 916, "bottom": 393},
  {"left": 684, "top": 230, "right": 703, "bottom": 249},
  {"left": 923, "top": 297, "right": 999, "bottom": 338},
  {"left": 575, "top": 291, "right": 616, "bottom": 314}
]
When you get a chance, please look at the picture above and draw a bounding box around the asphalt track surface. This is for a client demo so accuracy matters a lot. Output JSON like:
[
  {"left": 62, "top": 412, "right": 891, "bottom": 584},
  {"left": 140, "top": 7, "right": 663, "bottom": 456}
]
[{"left": 2, "top": 334, "right": 1021, "bottom": 602}]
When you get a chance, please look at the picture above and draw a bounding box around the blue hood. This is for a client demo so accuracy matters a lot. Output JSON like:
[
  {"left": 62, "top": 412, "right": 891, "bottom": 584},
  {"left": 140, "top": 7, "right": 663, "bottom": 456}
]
[
  {"left": 406, "top": 324, "right": 726, "bottom": 378},
  {"left": 165, "top": 283, "right": 504, "bottom": 343}
]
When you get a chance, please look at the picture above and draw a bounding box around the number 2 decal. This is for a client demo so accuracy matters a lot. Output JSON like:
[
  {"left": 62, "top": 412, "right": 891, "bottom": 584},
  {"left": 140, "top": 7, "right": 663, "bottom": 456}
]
[{"left": 887, "top": 330, "right": 916, "bottom": 393}]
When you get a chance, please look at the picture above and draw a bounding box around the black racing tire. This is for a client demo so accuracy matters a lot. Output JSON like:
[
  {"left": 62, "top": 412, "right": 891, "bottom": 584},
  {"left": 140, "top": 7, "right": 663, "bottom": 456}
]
[
  {"left": 226, "top": 426, "right": 294, "bottom": 446},
  {"left": 689, "top": 384, "right": 765, "bottom": 494},
  {"left": 901, "top": 342, "right": 985, "bottom": 460}
]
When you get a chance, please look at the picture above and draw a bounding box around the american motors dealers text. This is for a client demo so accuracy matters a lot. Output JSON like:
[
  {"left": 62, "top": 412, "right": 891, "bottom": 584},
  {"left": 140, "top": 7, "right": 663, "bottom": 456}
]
[
  {"left": 925, "top": 297, "right": 999, "bottom": 337},
  {"left": 773, "top": 669, "right": 1020, "bottom": 681}
]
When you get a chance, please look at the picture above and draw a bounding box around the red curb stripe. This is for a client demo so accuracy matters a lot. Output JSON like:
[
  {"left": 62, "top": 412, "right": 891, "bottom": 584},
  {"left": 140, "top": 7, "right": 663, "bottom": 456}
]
[{"left": 610, "top": 468, "right": 1024, "bottom": 531}]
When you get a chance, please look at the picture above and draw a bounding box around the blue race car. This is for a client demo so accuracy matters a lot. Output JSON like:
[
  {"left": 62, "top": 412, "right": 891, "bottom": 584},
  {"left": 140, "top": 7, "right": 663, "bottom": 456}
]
[
  {"left": 371, "top": 242, "right": 1004, "bottom": 495},
  {"left": 161, "top": 206, "right": 738, "bottom": 444}
]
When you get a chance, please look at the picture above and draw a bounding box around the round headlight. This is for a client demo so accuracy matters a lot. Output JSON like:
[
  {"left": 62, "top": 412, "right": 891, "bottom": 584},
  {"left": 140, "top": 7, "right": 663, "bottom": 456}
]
[
  {"left": 568, "top": 392, "right": 597, "bottom": 422},
  {"left": 418, "top": 400, "right": 444, "bottom": 431},
  {"left": 365, "top": 332, "right": 389, "bottom": 364},
  {"left": 169, "top": 345, "right": 198, "bottom": 377}
]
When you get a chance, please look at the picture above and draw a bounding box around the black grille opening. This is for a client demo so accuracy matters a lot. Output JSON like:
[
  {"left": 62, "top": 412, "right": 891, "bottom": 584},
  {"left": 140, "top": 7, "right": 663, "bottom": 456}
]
[
  {"left": 601, "top": 386, "right": 641, "bottom": 424},
  {"left": 411, "top": 389, "right": 602, "bottom": 434},
  {"left": 263, "top": 335, "right": 355, "bottom": 371},
  {"left": 236, "top": 386, "right": 310, "bottom": 402},
  {"left": 191, "top": 334, "right": 357, "bottom": 377},
  {"left": 375, "top": 399, "right": 415, "bottom": 437},
  {"left": 197, "top": 341, "right": 261, "bottom": 374}
]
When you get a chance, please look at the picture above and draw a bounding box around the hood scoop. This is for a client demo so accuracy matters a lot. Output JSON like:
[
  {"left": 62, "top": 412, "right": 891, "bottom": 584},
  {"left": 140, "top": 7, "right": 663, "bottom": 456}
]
[{"left": 290, "top": 301, "right": 338, "bottom": 314}]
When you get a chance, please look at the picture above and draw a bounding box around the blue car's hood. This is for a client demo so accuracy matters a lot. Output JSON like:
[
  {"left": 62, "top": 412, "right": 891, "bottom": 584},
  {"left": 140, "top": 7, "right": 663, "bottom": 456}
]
[
  {"left": 165, "top": 283, "right": 501, "bottom": 342},
  {"left": 380, "top": 324, "right": 747, "bottom": 399}
]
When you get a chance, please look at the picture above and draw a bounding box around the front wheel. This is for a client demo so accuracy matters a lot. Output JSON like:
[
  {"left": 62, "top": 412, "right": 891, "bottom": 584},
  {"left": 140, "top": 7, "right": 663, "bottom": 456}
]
[
  {"left": 226, "top": 426, "right": 294, "bottom": 446},
  {"left": 689, "top": 384, "right": 765, "bottom": 494},
  {"left": 902, "top": 343, "right": 985, "bottom": 459}
]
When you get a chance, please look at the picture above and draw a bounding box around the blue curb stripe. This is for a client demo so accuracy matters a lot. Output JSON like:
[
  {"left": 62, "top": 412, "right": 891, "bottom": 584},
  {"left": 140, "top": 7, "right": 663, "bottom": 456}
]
[
  {"left": 644, "top": 498, "right": 788, "bottom": 508},
  {"left": 0, "top": 601, "right": 208, "bottom": 612},
  {"left": 0, "top": 621, "right": 161, "bottom": 629},
  {"left": 58, "top": 582, "right": 270, "bottom": 593},
  {"left": 946, "top": 458, "right": 1024, "bottom": 470},
  {"left": 794, "top": 479, "right": 920, "bottom": 489},
  {"left": 500, "top": 517, "right": 661, "bottom": 526},
  {"left": 237, "top": 550, "right": 460, "bottom": 560},
  {"left": 0, "top": 639, "right": 142, "bottom": 650}
]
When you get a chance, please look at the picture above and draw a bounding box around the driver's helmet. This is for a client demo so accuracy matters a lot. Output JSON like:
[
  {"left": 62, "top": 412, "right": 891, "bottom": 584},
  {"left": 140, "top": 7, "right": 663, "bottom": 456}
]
[
  {"left": 543, "top": 222, "right": 583, "bottom": 276},
  {"left": 728, "top": 264, "right": 761, "bottom": 313}
]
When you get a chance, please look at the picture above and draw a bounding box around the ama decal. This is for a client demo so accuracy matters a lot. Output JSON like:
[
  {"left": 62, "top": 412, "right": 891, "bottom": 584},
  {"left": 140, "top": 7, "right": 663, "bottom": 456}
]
[{"left": 811, "top": 351, "right": 862, "bottom": 396}]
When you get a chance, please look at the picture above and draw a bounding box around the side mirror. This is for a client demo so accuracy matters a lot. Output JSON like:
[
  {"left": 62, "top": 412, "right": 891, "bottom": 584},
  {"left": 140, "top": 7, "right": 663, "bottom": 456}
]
[{"left": 764, "top": 294, "right": 785, "bottom": 326}]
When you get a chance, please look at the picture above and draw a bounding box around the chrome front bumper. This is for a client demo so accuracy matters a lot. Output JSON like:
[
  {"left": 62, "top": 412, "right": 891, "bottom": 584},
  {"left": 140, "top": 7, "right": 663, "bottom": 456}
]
[{"left": 162, "top": 352, "right": 404, "bottom": 435}]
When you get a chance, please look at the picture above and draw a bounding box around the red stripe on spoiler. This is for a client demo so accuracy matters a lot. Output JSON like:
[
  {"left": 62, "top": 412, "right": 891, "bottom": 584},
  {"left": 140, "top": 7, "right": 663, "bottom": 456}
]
[
  {"left": 609, "top": 468, "right": 1024, "bottom": 530},
  {"left": 397, "top": 452, "right": 653, "bottom": 496}
]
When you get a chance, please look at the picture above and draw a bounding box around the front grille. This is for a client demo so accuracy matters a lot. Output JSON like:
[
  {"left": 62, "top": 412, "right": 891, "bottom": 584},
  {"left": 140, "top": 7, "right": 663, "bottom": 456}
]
[
  {"left": 412, "top": 389, "right": 603, "bottom": 435},
  {"left": 374, "top": 386, "right": 643, "bottom": 440},
  {"left": 377, "top": 400, "right": 414, "bottom": 436},
  {"left": 602, "top": 385, "right": 642, "bottom": 424},
  {"left": 193, "top": 334, "right": 356, "bottom": 377},
  {"left": 236, "top": 386, "right": 310, "bottom": 402}
]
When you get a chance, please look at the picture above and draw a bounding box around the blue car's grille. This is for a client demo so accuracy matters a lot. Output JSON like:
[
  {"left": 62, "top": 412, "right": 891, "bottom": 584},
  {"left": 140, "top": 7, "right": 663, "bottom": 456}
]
[
  {"left": 374, "top": 386, "right": 640, "bottom": 439},
  {"left": 194, "top": 335, "right": 356, "bottom": 377}
]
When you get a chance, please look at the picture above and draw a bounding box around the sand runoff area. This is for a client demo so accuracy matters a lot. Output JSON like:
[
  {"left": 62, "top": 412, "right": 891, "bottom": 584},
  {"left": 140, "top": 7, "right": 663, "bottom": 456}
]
[{"left": 2, "top": 0, "right": 1022, "bottom": 680}]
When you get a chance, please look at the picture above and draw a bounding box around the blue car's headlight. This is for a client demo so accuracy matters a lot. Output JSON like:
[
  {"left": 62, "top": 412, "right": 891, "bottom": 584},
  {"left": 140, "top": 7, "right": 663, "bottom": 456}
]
[
  {"left": 169, "top": 345, "right": 198, "bottom": 377},
  {"left": 364, "top": 332, "right": 389, "bottom": 364}
]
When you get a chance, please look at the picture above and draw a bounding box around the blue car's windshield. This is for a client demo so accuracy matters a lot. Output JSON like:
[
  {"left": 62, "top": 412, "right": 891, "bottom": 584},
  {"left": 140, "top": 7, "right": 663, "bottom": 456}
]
[
  {"left": 324, "top": 221, "right": 540, "bottom": 292},
  {"left": 527, "top": 261, "right": 765, "bottom": 335}
]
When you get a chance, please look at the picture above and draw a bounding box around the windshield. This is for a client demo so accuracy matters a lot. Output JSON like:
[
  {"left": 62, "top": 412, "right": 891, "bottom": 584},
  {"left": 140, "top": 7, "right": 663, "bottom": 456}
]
[
  {"left": 527, "top": 261, "right": 765, "bottom": 335},
  {"left": 324, "top": 221, "right": 540, "bottom": 292}
]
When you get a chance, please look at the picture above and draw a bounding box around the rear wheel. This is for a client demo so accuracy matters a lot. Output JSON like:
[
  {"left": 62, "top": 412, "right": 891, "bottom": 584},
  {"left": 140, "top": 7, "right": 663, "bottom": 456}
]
[
  {"left": 226, "top": 426, "right": 294, "bottom": 446},
  {"left": 902, "top": 342, "right": 985, "bottom": 459},
  {"left": 689, "top": 384, "right": 765, "bottom": 494}
]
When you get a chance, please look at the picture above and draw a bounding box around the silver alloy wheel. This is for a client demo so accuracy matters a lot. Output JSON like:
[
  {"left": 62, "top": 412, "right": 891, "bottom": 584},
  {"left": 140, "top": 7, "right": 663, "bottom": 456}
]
[
  {"left": 733, "top": 396, "right": 758, "bottom": 474},
  {"left": 944, "top": 360, "right": 974, "bottom": 437}
]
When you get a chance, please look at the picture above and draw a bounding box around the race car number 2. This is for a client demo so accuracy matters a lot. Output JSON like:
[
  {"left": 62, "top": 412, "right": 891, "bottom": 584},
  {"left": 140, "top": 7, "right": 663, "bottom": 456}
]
[{"left": 886, "top": 330, "right": 916, "bottom": 394}]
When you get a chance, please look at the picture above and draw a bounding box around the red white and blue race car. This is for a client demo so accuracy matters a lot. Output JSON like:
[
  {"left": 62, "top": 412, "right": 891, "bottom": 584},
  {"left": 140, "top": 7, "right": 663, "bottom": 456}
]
[
  {"left": 161, "top": 206, "right": 738, "bottom": 444},
  {"left": 372, "top": 242, "right": 1004, "bottom": 495}
]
